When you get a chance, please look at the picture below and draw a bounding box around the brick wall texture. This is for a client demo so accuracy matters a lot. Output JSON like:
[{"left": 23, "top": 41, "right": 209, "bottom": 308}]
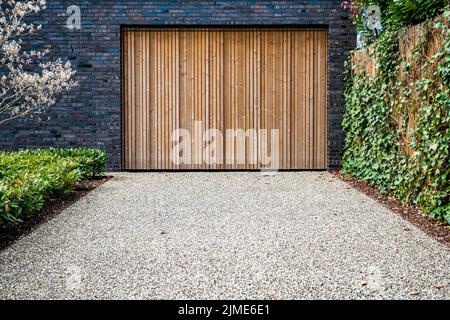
[{"left": 0, "top": 1, "right": 355, "bottom": 170}]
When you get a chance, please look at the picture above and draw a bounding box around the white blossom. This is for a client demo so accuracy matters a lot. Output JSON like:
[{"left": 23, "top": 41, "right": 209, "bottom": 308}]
[{"left": 0, "top": 0, "right": 77, "bottom": 124}]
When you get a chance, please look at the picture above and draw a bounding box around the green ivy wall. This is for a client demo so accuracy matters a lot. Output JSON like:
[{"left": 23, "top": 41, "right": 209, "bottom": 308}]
[{"left": 342, "top": 11, "right": 450, "bottom": 223}]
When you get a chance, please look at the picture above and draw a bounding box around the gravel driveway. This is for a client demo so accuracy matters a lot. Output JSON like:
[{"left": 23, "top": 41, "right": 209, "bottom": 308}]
[{"left": 0, "top": 172, "right": 448, "bottom": 299}]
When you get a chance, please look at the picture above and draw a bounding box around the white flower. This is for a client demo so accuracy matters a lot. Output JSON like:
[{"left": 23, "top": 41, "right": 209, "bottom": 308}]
[{"left": 0, "top": 0, "right": 77, "bottom": 123}]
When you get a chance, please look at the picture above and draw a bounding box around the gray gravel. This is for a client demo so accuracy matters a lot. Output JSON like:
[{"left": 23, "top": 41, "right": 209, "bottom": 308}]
[{"left": 0, "top": 172, "right": 448, "bottom": 300}]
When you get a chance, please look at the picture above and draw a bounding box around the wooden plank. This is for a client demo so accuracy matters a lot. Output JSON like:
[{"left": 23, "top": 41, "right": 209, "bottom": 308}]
[
  {"left": 186, "top": 31, "right": 194, "bottom": 169},
  {"left": 229, "top": 31, "right": 235, "bottom": 169},
  {"left": 162, "top": 31, "right": 168, "bottom": 169},
  {"left": 150, "top": 31, "right": 157, "bottom": 168},
  {"left": 284, "top": 31, "right": 291, "bottom": 168},
  {"left": 122, "top": 31, "right": 127, "bottom": 169},
  {"left": 174, "top": 31, "right": 180, "bottom": 170},
  {"left": 313, "top": 31, "right": 319, "bottom": 169},
  {"left": 291, "top": 31, "right": 298, "bottom": 169},
  {"left": 136, "top": 31, "right": 142, "bottom": 169},
  {"left": 218, "top": 31, "right": 225, "bottom": 170},
  {"left": 123, "top": 31, "right": 129, "bottom": 169},
  {"left": 179, "top": 31, "right": 186, "bottom": 170},
  {"left": 274, "top": 31, "right": 282, "bottom": 169},
  {"left": 144, "top": 31, "right": 149, "bottom": 168},
  {"left": 157, "top": 31, "right": 162, "bottom": 169},
  {"left": 130, "top": 31, "right": 136, "bottom": 169},
  {"left": 223, "top": 31, "right": 230, "bottom": 169}
]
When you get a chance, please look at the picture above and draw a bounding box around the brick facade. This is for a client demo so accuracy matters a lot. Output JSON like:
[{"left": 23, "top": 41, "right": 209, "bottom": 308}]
[{"left": 0, "top": 1, "right": 355, "bottom": 170}]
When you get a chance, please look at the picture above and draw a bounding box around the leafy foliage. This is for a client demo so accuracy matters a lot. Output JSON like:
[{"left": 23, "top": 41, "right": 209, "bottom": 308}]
[
  {"left": 0, "top": 148, "right": 107, "bottom": 225},
  {"left": 342, "top": 11, "right": 450, "bottom": 223},
  {"left": 342, "top": 0, "right": 448, "bottom": 45},
  {"left": 47, "top": 148, "right": 107, "bottom": 179},
  {"left": 386, "top": 0, "right": 448, "bottom": 26}
]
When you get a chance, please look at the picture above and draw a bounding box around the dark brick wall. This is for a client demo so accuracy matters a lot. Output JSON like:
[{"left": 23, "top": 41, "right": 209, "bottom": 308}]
[{"left": 0, "top": 1, "right": 355, "bottom": 170}]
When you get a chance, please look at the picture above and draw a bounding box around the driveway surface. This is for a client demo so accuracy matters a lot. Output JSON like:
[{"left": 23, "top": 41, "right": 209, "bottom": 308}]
[{"left": 0, "top": 172, "right": 448, "bottom": 299}]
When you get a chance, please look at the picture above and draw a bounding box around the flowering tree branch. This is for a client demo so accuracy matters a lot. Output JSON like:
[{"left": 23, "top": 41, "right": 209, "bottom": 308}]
[{"left": 0, "top": 0, "right": 77, "bottom": 124}]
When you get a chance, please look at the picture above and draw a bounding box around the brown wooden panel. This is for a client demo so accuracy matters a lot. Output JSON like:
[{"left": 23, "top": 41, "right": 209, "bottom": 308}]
[{"left": 123, "top": 29, "right": 328, "bottom": 170}]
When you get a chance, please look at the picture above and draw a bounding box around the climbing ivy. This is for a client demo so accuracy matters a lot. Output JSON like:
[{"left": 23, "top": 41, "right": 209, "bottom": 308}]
[{"left": 342, "top": 9, "right": 450, "bottom": 223}]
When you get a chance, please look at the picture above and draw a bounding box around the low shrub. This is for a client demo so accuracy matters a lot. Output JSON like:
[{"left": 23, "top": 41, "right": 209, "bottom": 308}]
[
  {"left": 47, "top": 148, "right": 107, "bottom": 179},
  {"left": 0, "top": 148, "right": 107, "bottom": 225}
]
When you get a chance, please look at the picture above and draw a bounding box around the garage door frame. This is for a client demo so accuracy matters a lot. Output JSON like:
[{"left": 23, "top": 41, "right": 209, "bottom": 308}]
[{"left": 121, "top": 26, "right": 329, "bottom": 171}]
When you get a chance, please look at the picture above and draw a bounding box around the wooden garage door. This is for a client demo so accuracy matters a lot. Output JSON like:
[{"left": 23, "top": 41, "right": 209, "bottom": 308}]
[{"left": 122, "top": 28, "right": 327, "bottom": 170}]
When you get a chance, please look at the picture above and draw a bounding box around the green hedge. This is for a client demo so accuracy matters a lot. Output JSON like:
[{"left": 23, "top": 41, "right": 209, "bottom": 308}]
[
  {"left": 0, "top": 148, "right": 107, "bottom": 225},
  {"left": 358, "top": 0, "right": 447, "bottom": 27},
  {"left": 342, "top": 11, "right": 450, "bottom": 223},
  {"left": 346, "top": 0, "right": 447, "bottom": 47}
]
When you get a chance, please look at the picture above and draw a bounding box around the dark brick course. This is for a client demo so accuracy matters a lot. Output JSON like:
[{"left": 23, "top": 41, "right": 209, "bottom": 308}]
[{"left": 0, "top": 1, "right": 355, "bottom": 170}]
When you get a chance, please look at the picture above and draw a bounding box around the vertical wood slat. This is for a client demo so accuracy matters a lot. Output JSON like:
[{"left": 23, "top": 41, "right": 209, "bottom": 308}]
[{"left": 123, "top": 29, "right": 327, "bottom": 170}]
